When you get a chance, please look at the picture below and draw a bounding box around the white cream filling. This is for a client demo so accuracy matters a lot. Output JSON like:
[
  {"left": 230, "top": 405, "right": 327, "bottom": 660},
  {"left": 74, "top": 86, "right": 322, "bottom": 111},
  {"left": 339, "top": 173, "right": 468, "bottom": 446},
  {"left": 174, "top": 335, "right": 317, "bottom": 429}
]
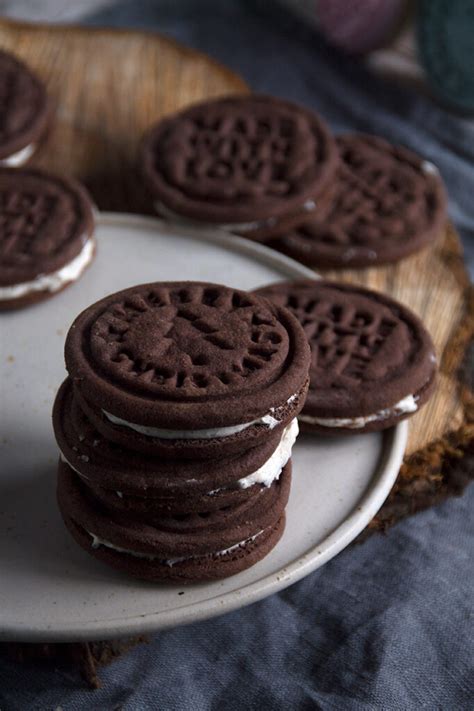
[
  {"left": 0, "top": 143, "right": 36, "bottom": 167},
  {"left": 299, "top": 394, "right": 418, "bottom": 429},
  {"left": 235, "top": 417, "right": 297, "bottom": 488},
  {"left": 87, "top": 529, "right": 264, "bottom": 567},
  {"left": 102, "top": 392, "right": 298, "bottom": 440},
  {"left": 0, "top": 237, "right": 94, "bottom": 299},
  {"left": 209, "top": 418, "right": 298, "bottom": 494},
  {"left": 154, "top": 198, "right": 316, "bottom": 233}
]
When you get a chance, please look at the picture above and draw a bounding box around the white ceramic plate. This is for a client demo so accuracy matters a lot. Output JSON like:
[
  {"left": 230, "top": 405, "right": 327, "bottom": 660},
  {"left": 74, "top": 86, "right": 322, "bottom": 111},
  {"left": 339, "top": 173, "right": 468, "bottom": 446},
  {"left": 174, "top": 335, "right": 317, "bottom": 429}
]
[{"left": 0, "top": 214, "right": 407, "bottom": 642}]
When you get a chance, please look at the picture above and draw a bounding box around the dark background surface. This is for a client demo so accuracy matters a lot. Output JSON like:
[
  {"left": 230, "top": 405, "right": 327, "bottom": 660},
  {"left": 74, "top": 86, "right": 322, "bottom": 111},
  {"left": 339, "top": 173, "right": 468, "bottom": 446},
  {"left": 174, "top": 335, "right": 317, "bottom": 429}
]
[{"left": 0, "top": 2, "right": 473, "bottom": 709}]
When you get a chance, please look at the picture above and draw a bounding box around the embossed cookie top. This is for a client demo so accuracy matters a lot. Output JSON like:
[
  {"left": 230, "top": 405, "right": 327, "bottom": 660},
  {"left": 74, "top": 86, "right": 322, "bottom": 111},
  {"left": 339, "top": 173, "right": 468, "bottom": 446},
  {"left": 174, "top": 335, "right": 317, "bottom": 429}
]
[
  {"left": 0, "top": 168, "right": 95, "bottom": 286},
  {"left": 65, "top": 281, "right": 310, "bottom": 427},
  {"left": 272, "top": 133, "right": 446, "bottom": 268},
  {"left": 140, "top": 95, "right": 338, "bottom": 223},
  {"left": 0, "top": 50, "right": 50, "bottom": 159},
  {"left": 254, "top": 280, "right": 436, "bottom": 417}
]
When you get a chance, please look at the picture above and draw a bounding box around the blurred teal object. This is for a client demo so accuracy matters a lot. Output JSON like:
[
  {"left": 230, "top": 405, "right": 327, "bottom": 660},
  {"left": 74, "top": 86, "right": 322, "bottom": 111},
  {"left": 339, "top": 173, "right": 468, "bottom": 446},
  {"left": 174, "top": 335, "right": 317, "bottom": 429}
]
[{"left": 418, "top": 0, "right": 474, "bottom": 112}]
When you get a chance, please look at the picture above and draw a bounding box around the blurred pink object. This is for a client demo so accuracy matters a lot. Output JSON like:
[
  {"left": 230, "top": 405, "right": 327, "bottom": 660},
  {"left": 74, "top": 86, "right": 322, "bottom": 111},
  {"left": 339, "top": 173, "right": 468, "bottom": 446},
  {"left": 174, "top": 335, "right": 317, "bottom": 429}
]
[{"left": 316, "top": 0, "right": 407, "bottom": 54}]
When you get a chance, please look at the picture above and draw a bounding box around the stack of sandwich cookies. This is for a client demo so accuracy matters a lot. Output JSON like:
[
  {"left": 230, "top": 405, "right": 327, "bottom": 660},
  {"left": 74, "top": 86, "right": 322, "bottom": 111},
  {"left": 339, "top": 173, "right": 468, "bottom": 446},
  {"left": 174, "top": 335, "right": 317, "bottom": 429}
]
[
  {"left": 0, "top": 50, "right": 51, "bottom": 167},
  {"left": 0, "top": 168, "right": 95, "bottom": 309},
  {"left": 262, "top": 134, "right": 447, "bottom": 268},
  {"left": 54, "top": 281, "right": 310, "bottom": 582},
  {"left": 140, "top": 94, "right": 339, "bottom": 238},
  {"left": 255, "top": 280, "right": 437, "bottom": 434}
]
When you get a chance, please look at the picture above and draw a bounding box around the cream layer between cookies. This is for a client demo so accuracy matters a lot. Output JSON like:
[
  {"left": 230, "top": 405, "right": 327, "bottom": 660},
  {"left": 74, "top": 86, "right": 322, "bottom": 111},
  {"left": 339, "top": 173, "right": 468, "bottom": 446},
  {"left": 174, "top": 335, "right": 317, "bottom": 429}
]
[
  {"left": 154, "top": 199, "right": 316, "bottom": 233},
  {"left": 102, "top": 393, "right": 298, "bottom": 440},
  {"left": 87, "top": 529, "right": 265, "bottom": 567},
  {"left": 0, "top": 238, "right": 94, "bottom": 300},
  {"left": 299, "top": 394, "right": 418, "bottom": 429},
  {"left": 0, "top": 143, "right": 36, "bottom": 167},
  {"left": 209, "top": 417, "right": 297, "bottom": 491}
]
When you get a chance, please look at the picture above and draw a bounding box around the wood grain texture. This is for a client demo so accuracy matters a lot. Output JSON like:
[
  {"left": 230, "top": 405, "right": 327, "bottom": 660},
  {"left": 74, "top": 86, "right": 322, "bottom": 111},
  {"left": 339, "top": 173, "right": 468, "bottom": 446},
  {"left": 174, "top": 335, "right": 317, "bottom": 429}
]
[
  {"left": 0, "top": 17, "right": 471, "bottom": 463},
  {"left": 0, "top": 17, "right": 247, "bottom": 213}
]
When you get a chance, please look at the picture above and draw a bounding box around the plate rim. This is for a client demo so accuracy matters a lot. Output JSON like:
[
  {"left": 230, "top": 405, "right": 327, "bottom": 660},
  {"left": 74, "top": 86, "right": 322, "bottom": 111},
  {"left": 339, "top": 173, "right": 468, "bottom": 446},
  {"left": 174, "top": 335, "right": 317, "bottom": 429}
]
[
  {"left": 1, "top": 212, "right": 408, "bottom": 641},
  {"left": 99, "top": 210, "right": 319, "bottom": 281}
]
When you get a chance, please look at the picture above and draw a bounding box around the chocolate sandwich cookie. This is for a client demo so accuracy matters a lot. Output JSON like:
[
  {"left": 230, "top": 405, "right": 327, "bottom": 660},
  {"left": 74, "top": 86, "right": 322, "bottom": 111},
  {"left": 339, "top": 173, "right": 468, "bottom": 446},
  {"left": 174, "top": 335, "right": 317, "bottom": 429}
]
[
  {"left": 140, "top": 94, "right": 338, "bottom": 231},
  {"left": 65, "top": 281, "right": 310, "bottom": 459},
  {"left": 255, "top": 280, "right": 437, "bottom": 434},
  {"left": 58, "top": 459, "right": 290, "bottom": 582},
  {"left": 62, "top": 457, "right": 290, "bottom": 532},
  {"left": 264, "top": 134, "right": 447, "bottom": 268},
  {"left": 0, "top": 50, "right": 51, "bottom": 166},
  {"left": 53, "top": 378, "right": 298, "bottom": 511},
  {"left": 87, "top": 478, "right": 273, "bottom": 522},
  {"left": 0, "top": 168, "right": 95, "bottom": 309}
]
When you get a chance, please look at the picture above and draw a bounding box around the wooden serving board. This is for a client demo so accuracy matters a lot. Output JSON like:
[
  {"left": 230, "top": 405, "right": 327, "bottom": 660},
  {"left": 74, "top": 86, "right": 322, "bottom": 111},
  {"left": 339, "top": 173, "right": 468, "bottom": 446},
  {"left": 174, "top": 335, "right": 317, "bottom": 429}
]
[{"left": 0, "top": 17, "right": 472, "bottom": 500}]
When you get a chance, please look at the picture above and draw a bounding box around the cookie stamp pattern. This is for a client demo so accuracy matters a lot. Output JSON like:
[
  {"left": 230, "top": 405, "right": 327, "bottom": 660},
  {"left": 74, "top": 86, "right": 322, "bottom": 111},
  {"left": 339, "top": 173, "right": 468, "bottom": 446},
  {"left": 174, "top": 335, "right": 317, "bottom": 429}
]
[
  {"left": 255, "top": 279, "right": 437, "bottom": 433},
  {"left": 90, "top": 284, "right": 288, "bottom": 396},
  {"left": 141, "top": 95, "right": 338, "bottom": 225},
  {"left": 0, "top": 168, "right": 95, "bottom": 309},
  {"left": 65, "top": 282, "right": 310, "bottom": 441},
  {"left": 267, "top": 134, "right": 447, "bottom": 268}
]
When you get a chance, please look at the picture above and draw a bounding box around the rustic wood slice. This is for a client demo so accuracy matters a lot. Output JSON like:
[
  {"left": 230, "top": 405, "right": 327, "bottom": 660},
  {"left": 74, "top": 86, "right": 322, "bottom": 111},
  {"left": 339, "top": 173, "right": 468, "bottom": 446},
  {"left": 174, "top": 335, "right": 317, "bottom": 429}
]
[
  {"left": 0, "top": 17, "right": 472, "bottom": 683},
  {"left": 0, "top": 17, "right": 248, "bottom": 213}
]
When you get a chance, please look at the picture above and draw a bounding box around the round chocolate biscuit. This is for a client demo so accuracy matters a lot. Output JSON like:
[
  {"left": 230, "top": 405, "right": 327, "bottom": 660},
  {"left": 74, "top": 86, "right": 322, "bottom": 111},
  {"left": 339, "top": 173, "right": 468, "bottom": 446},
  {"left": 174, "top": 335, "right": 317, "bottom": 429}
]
[
  {"left": 64, "top": 512, "right": 285, "bottom": 584},
  {"left": 60, "top": 457, "right": 290, "bottom": 532},
  {"left": 140, "top": 94, "right": 338, "bottom": 225},
  {"left": 265, "top": 134, "right": 447, "bottom": 268},
  {"left": 65, "top": 281, "right": 310, "bottom": 441},
  {"left": 73, "top": 380, "right": 305, "bottom": 461},
  {"left": 0, "top": 50, "right": 51, "bottom": 164},
  {"left": 0, "top": 168, "right": 95, "bottom": 309},
  {"left": 58, "top": 459, "right": 289, "bottom": 582},
  {"left": 88, "top": 478, "right": 269, "bottom": 520},
  {"left": 254, "top": 279, "right": 437, "bottom": 433},
  {"left": 54, "top": 378, "right": 288, "bottom": 506}
]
